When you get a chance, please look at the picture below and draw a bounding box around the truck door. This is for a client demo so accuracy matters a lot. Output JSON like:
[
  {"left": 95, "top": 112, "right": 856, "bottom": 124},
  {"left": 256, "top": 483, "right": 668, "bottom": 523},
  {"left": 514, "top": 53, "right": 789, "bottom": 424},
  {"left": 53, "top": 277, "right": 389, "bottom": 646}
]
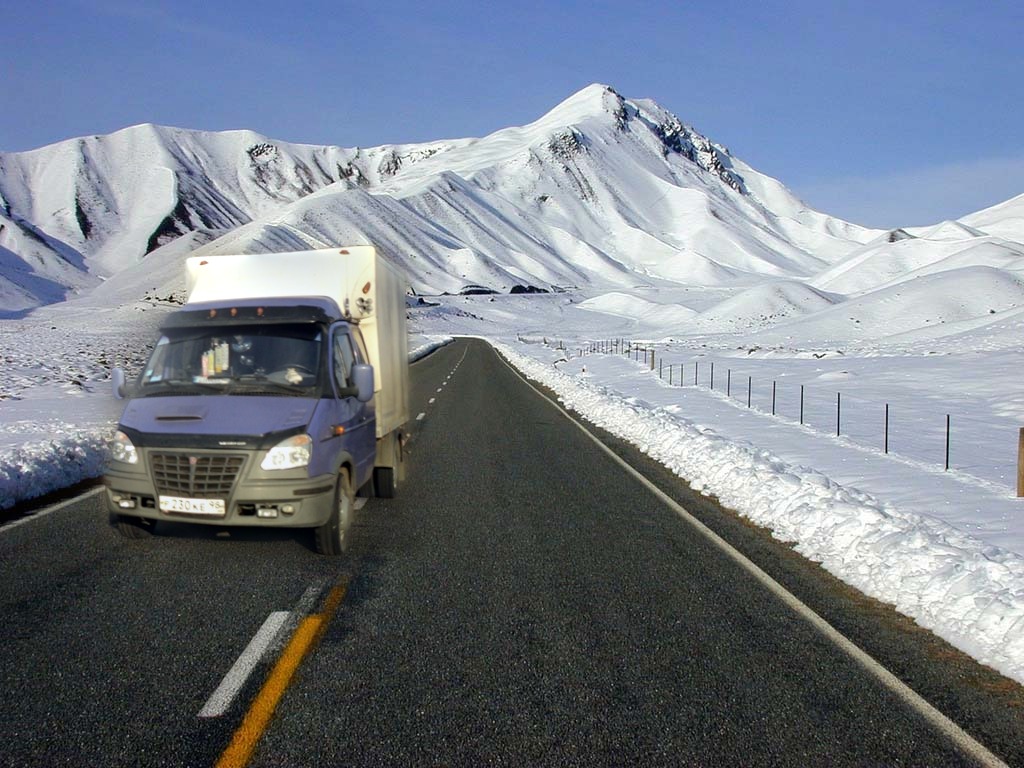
[{"left": 331, "top": 325, "right": 376, "bottom": 486}]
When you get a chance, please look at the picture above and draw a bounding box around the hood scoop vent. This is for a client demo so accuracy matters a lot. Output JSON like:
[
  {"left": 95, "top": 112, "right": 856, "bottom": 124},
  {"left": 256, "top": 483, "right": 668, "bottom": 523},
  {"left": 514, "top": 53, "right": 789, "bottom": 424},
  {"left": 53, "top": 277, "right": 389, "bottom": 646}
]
[{"left": 155, "top": 415, "right": 205, "bottom": 422}]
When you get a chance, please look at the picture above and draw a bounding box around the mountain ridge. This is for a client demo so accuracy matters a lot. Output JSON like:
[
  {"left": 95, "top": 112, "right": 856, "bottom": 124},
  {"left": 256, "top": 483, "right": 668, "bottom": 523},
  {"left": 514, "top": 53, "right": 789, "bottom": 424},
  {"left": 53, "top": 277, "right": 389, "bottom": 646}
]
[{"left": 1, "top": 84, "right": 1020, "bottom": 320}]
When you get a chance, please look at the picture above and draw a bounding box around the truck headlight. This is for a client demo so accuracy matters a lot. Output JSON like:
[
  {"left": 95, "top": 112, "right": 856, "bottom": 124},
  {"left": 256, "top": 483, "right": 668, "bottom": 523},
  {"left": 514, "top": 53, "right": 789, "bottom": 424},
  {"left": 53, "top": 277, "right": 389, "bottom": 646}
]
[
  {"left": 261, "top": 434, "right": 312, "bottom": 471},
  {"left": 110, "top": 430, "right": 139, "bottom": 465}
]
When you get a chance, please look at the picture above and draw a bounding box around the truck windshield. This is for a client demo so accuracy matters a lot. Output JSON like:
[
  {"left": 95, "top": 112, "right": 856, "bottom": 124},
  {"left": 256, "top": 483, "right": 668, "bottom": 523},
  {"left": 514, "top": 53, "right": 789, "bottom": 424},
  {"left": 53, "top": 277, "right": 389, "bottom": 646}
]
[{"left": 137, "top": 324, "right": 323, "bottom": 395}]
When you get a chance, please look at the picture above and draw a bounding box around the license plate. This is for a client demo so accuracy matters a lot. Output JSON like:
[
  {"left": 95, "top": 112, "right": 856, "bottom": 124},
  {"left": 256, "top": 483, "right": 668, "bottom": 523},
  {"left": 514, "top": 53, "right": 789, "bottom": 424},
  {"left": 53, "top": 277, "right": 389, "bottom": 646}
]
[{"left": 159, "top": 496, "right": 226, "bottom": 516}]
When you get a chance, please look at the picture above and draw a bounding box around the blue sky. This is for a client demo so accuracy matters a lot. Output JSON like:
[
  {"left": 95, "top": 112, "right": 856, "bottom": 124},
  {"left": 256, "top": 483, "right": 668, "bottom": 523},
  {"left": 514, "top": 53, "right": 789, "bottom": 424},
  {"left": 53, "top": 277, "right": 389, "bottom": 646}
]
[{"left": 4, "top": 0, "right": 1022, "bottom": 228}]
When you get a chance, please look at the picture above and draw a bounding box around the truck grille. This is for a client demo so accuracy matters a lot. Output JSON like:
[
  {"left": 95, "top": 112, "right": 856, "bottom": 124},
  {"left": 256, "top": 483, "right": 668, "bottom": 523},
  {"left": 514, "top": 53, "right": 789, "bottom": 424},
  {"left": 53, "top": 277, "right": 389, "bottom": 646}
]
[{"left": 150, "top": 453, "right": 245, "bottom": 498}]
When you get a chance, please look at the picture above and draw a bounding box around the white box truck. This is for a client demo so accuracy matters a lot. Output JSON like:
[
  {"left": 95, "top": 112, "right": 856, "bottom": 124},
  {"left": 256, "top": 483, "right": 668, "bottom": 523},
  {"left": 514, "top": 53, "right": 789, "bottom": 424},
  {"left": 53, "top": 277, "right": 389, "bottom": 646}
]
[{"left": 103, "top": 246, "right": 410, "bottom": 555}]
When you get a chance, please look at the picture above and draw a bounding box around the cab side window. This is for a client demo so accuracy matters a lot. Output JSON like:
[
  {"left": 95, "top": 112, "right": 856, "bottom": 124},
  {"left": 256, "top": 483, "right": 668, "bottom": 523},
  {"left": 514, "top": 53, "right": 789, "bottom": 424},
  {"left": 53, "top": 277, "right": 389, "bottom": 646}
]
[
  {"left": 333, "top": 333, "right": 356, "bottom": 390},
  {"left": 352, "top": 329, "right": 369, "bottom": 365}
]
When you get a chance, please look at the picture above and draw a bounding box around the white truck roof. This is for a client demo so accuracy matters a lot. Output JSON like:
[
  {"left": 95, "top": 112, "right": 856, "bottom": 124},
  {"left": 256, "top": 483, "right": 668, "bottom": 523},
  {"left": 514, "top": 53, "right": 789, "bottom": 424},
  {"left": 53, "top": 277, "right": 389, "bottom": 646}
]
[{"left": 185, "top": 246, "right": 381, "bottom": 320}]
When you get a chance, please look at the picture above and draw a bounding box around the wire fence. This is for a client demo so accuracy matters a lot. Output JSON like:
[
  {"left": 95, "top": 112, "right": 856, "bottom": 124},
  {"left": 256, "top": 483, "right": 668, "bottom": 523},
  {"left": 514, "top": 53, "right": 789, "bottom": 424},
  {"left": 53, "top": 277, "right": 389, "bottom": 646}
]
[{"left": 559, "top": 338, "right": 1022, "bottom": 494}]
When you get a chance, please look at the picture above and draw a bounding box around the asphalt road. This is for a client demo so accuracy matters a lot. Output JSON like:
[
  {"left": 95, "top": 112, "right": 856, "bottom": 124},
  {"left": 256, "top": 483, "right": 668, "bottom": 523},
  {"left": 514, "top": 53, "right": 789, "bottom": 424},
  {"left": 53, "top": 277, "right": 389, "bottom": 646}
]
[{"left": 1, "top": 338, "right": 1022, "bottom": 767}]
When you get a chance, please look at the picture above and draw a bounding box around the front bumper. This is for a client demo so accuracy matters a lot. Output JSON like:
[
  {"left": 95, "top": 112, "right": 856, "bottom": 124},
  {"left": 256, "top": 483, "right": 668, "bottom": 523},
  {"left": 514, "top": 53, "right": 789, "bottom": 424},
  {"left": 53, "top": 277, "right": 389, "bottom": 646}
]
[{"left": 103, "top": 449, "right": 336, "bottom": 528}]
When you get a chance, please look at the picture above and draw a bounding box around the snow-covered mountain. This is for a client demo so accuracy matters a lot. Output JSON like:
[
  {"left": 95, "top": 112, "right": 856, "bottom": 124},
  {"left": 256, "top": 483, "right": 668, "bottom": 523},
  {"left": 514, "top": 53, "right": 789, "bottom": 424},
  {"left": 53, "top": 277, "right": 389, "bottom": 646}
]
[
  {"left": 0, "top": 84, "right": 877, "bottom": 312},
  {"left": 0, "top": 122, "right": 463, "bottom": 311},
  {"left": 3, "top": 82, "right": 1023, "bottom": 347}
]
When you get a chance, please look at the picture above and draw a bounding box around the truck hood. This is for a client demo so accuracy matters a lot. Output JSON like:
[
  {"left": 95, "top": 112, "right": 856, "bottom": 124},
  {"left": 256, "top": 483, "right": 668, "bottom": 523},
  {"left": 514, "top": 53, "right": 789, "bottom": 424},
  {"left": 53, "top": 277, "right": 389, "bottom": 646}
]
[{"left": 118, "top": 396, "right": 317, "bottom": 442}]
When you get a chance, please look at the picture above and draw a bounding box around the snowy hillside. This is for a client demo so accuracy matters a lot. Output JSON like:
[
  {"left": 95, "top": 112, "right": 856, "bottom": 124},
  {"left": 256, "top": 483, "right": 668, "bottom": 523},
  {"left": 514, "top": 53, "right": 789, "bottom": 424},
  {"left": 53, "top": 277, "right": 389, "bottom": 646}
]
[
  {"left": 962, "top": 193, "right": 1024, "bottom": 241},
  {"left": 3, "top": 82, "right": 1024, "bottom": 352},
  {"left": 179, "top": 86, "right": 881, "bottom": 298},
  {"left": 0, "top": 123, "right": 469, "bottom": 312},
  {"left": 0, "top": 84, "right": 879, "bottom": 313}
]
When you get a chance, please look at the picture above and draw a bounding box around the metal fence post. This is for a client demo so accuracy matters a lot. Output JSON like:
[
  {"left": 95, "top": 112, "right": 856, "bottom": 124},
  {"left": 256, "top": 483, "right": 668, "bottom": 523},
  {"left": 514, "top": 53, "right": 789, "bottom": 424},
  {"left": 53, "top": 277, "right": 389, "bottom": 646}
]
[
  {"left": 945, "top": 415, "right": 951, "bottom": 471},
  {"left": 885, "top": 404, "right": 889, "bottom": 454},
  {"left": 1018, "top": 428, "right": 1024, "bottom": 497}
]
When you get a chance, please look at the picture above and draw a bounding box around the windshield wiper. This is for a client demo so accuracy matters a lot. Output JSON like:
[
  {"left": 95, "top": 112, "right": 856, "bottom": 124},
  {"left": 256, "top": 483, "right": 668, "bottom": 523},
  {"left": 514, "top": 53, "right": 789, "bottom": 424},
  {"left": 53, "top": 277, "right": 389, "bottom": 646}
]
[
  {"left": 226, "top": 374, "right": 314, "bottom": 396},
  {"left": 139, "top": 378, "right": 231, "bottom": 394}
]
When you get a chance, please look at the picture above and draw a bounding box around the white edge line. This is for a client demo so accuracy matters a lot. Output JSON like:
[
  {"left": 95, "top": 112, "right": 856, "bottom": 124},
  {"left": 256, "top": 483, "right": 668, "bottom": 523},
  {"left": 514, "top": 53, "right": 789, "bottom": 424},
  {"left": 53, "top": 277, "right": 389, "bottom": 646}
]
[
  {"left": 1, "top": 486, "right": 104, "bottom": 534},
  {"left": 198, "top": 611, "right": 291, "bottom": 718},
  {"left": 493, "top": 342, "right": 1008, "bottom": 768}
]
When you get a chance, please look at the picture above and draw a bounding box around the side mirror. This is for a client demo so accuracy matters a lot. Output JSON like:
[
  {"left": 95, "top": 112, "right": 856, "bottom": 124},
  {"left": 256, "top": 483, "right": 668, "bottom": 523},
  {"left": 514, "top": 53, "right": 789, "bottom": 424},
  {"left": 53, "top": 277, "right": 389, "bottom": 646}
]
[
  {"left": 351, "top": 364, "right": 374, "bottom": 403},
  {"left": 112, "top": 368, "right": 127, "bottom": 400}
]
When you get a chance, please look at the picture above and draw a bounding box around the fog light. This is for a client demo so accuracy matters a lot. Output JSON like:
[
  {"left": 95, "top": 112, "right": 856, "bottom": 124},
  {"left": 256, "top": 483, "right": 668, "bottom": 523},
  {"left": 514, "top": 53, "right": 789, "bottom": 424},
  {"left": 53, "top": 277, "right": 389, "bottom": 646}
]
[
  {"left": 280, "top": 504, "right": 296, "bottom": 515},
  {"left": 115, "top": 496, "right": 137, "bottom": 509},
  {"left": 256, "top": 505, "right": 279, "bottom": 519}
]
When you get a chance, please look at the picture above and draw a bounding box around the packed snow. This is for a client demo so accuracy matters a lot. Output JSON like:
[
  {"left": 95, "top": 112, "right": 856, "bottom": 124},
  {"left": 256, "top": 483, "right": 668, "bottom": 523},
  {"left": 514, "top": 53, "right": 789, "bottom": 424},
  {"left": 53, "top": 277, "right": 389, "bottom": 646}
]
[{"left": 2, "top": 83, "right": 1024, "bottom": 689}]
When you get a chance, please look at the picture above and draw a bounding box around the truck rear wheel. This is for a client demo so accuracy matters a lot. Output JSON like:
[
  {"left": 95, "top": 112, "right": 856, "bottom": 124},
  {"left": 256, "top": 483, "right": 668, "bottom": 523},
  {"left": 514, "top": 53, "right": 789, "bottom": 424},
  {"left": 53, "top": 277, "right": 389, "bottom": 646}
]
[
  {"left": 110, "top": 513, "right": 157, "bottom": 539},
  {"left": 315, "top": 468, "right": 354, "bottom": 556},
  {"left": 373, "top": 432, "right": 401, "bottom": 499}
]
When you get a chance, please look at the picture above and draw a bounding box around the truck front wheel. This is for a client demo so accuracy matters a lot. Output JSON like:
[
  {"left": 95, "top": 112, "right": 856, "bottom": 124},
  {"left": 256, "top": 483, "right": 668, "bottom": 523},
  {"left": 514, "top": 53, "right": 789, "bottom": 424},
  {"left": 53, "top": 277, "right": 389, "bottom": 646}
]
[{"left": 315, "top": 468, "right": 354, "bottom": 556}]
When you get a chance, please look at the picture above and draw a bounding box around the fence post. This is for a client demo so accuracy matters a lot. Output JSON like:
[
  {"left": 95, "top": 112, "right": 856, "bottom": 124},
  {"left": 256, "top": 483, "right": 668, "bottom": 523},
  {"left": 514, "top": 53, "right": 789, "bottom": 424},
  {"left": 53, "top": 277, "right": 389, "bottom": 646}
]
[
  {"left": 885, "top": 404, "right": 889, "bottom": 454},
  {"left": 837, "top": 392, "right": 841, "bottom": 436},
  {"left": 747, "top": 376, "right": 752, "bottom": 408},
  {"left": 669, "top": 365, "right": 673, "bottom": 386},
  {"left": 800, "top": 385, "right": 804, "bottom": 425},
  {"left": 945, "top": 415, "right": 950, "bottom": 471},
  {"left": 772, "top": 381, "right": 776, "bottom": 415},
  {"left": 1018, "top": 428, "right": 1024, "bottom": 497},
  {"left": 727, "top": 369, "right": 732, "bottom": 397},
  {"left": 694, "top": 362, "right": 698, "bottom": 386},
  {"left": 650, "top": 349, "right": 656, "bottom": 372},
  {"left": 711, "top": 362, "right": 715, "bottom": 390}
]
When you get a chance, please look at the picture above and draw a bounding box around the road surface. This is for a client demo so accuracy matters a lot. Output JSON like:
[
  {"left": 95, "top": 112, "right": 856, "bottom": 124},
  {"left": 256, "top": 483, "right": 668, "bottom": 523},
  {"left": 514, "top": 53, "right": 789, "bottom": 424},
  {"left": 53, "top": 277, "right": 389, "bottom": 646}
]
[{"left": 1, "top": 338, "right": 1021, "bottom": 766}]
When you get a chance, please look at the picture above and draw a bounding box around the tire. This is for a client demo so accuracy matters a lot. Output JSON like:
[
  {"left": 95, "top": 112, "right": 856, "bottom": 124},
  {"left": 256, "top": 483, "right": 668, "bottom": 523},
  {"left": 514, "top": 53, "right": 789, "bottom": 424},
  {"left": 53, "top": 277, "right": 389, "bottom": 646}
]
[
  {"left": 373, "top": 467, "right": 397, "bottom": 499},
  {"left": 315, "top": 468, "right": 354, "bottom": 556},
  {"left": 110, "top": 513, "right": 157, "bottom": 539},
  {"left": 373, "top": 433, "right": 400, "bottom": 499}
]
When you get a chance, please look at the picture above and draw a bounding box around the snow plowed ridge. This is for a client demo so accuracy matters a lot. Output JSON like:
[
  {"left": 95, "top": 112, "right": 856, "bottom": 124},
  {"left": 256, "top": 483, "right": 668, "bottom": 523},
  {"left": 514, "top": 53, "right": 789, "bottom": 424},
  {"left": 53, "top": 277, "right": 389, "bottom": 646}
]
[
  {"left": 495, "top": 341, "right": 1024, "bottom": 686},
  {"left": 0, "top": 434, "right": 109, "bottom": 510}
]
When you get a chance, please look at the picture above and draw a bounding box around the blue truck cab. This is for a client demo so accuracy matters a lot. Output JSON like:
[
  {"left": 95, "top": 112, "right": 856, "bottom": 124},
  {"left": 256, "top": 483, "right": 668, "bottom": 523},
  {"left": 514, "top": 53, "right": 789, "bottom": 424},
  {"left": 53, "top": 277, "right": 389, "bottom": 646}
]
[{"left": 104, "top": 247, "right": 409, "bottom": 555}]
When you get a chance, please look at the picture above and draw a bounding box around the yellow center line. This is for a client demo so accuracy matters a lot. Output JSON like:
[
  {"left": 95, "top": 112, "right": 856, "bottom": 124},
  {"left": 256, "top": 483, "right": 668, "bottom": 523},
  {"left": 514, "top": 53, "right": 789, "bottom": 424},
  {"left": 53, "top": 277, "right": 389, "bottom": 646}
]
[{"left": 215, "top": 579, "right": 348, "bottom": 768}]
